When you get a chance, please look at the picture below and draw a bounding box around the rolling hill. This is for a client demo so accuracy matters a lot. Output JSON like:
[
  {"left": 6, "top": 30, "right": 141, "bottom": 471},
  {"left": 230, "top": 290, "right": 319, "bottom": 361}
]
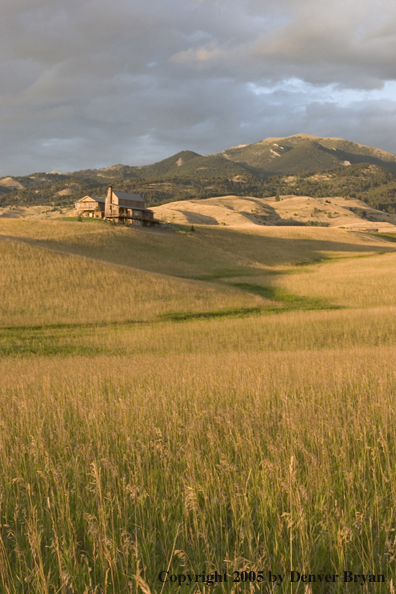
[{"left": 151, "top": 194, "right": 396, "bottom": 231}]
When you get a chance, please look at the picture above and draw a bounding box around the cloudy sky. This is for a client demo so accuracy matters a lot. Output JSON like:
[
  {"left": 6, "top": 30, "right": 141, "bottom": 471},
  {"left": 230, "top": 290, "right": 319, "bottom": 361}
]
[{"left": 1, "top": 0, "right": 396, "bottom": 175}]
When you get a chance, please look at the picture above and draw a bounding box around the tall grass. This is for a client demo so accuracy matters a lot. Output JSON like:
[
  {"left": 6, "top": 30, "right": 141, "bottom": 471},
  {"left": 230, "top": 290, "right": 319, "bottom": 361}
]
[
  {"left": 0, "top": 350, "right": 395, "bottom": 592},
  {"left": 1, "top": 220, "right": 396, "bottom": 592},
  {"left": 4, "top": 306, "right": 396, "bottom": 358},
  {"left": 0, "top": 239, "right": 265, "bottom": 326},
  {"left": 276, "top": 252, "right": 396, "bottom": 307}
]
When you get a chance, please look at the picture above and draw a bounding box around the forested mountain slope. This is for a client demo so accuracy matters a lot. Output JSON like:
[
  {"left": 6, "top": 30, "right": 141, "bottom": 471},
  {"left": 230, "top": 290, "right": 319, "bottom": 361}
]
[{"left": 2, "top": 134, "right": 396, "bottom": 214}]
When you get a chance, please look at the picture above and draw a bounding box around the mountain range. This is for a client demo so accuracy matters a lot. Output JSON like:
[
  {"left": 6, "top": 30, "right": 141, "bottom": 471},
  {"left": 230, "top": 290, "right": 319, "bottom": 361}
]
[{"left": 2, "top": 133, "right": 396, "bottom": 213}]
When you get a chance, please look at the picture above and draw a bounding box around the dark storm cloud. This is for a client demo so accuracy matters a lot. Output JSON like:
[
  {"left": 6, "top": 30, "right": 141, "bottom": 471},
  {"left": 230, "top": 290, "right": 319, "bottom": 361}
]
[{"left": 0, "top": 0, "right": 396, "bottom": 175}]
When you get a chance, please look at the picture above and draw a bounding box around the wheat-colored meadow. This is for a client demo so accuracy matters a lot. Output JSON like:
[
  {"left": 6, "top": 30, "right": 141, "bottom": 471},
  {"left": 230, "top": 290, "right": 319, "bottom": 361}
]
[{"left": 1, "top": 220, "right": 396, "bottom": 593}]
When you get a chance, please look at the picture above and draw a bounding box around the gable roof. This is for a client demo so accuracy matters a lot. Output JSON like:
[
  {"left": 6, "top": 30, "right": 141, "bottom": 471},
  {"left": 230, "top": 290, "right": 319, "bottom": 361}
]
[
  {"left": 76, "top": 196, "right": 105, "bottom": 203},
  {"left": 113, "top": 191, "right": 144, "bottom": 202},
  {"left": 76, "top": 191, "right": 145, "bottom": 205}
]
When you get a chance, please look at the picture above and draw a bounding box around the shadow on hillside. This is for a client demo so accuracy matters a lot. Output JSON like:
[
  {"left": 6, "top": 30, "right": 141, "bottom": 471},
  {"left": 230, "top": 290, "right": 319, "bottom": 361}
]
[
  {"left": 176, "top": 210, "right": 219, "bottom": 225},
  {"left": 219, "top": 199, "right": 326, "bottom": 226},
  {"left": 1, "top": 229, "right": 395, "bottom": 279},
  {"left": 180, "top": 199, "right": 329, "bottom": 227},
  {"left": 180, "top": 200, "right": 275, "bottom": 225},
  {"left": 318, "top": 144, "right": 396, "bottom": 175}
]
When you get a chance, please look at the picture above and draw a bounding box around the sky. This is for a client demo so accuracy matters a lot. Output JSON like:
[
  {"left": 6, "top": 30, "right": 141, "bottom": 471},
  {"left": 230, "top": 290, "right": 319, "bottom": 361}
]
[{"left": 1, "top": 0, "right": 396, "bottom": 176}]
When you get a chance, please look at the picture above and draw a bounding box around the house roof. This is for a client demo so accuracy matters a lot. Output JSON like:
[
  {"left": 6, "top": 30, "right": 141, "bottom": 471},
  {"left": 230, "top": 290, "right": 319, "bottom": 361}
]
[
  {"left": 113, "top": 191, "right": 144, "bottom": 202},
  {"left": 76, "top": 196, "right": 105, "bottom": 203},
  {"left": 76, "top": 191, "right": 145, "bottom": 204}
]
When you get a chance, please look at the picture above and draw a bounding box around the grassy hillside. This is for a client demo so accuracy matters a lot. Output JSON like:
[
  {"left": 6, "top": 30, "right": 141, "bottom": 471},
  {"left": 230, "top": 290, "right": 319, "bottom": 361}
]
[
  {"left": 151, "top": 193, "right": 396, "bottom": 230},
  {"left": 0, "top": 238, "right": 266, "bottom": 328},
  {"left": 2, "top": 220, "right": 396, "bottom": 591},
  {"left": 1, "top": 218, "right": 392, "bottom": 275}
]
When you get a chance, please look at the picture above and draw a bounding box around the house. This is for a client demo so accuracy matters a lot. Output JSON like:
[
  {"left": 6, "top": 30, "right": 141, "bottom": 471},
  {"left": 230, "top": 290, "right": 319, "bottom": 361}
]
[{"left": 75, "top": 186, "right": 157, "bottom": 226}]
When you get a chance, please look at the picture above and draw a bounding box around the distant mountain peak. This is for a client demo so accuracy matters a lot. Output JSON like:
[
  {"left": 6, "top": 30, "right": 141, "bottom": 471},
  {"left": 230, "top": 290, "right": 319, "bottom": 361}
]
[
  {"left": 261, "top": 133, "right": 322, "bottom": 143},
  {"left": 221, "top": 134, "right": 396, "bottom": 176}
]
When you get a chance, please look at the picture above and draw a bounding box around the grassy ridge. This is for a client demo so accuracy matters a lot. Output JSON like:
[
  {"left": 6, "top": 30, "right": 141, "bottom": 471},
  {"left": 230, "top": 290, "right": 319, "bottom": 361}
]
[
  {"left": 1, "top": 221, "right": 396, "bottom": 592},
  {"left": 0, "top": 219, "right": 392, "bottom": 275},
  {"left": 0, "top": 238, "right": 266, "bottom": 326}
]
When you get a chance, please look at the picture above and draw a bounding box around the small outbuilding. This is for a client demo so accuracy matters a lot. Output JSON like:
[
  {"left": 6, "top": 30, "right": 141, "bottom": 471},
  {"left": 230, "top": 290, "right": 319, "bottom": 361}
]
[{"left": 75, "top": 186, "right": 157, "bottom": 226}]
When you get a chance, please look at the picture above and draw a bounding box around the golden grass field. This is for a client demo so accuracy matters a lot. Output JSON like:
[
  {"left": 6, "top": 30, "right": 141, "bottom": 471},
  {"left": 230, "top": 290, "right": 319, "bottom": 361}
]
[
  {"left": 1, "top": 218, "right": 396, "bottom": 593},
  {"left": 151, "top": 195, "right": 396, "bottom": 231}
]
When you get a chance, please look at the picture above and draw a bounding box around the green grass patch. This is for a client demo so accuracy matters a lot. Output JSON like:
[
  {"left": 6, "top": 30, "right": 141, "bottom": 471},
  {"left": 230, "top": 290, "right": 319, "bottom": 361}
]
[
  {"left": 0, "top": 326, "right": 106, "bottom": 356},
  {"left": 375, "top": 232, "right": 396, "bottom": 243},
  {"left": 159, "top": 283, "right": 341, "bottom": 323},
  {"left": 0, "top": 341, "right": 104, "bottom": 357},
  {"left": 160, "top": 306, "right": 263, "bottom": 321},
  {"left": 230, "top": 282, "right": 342, "bottom": 311}
]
